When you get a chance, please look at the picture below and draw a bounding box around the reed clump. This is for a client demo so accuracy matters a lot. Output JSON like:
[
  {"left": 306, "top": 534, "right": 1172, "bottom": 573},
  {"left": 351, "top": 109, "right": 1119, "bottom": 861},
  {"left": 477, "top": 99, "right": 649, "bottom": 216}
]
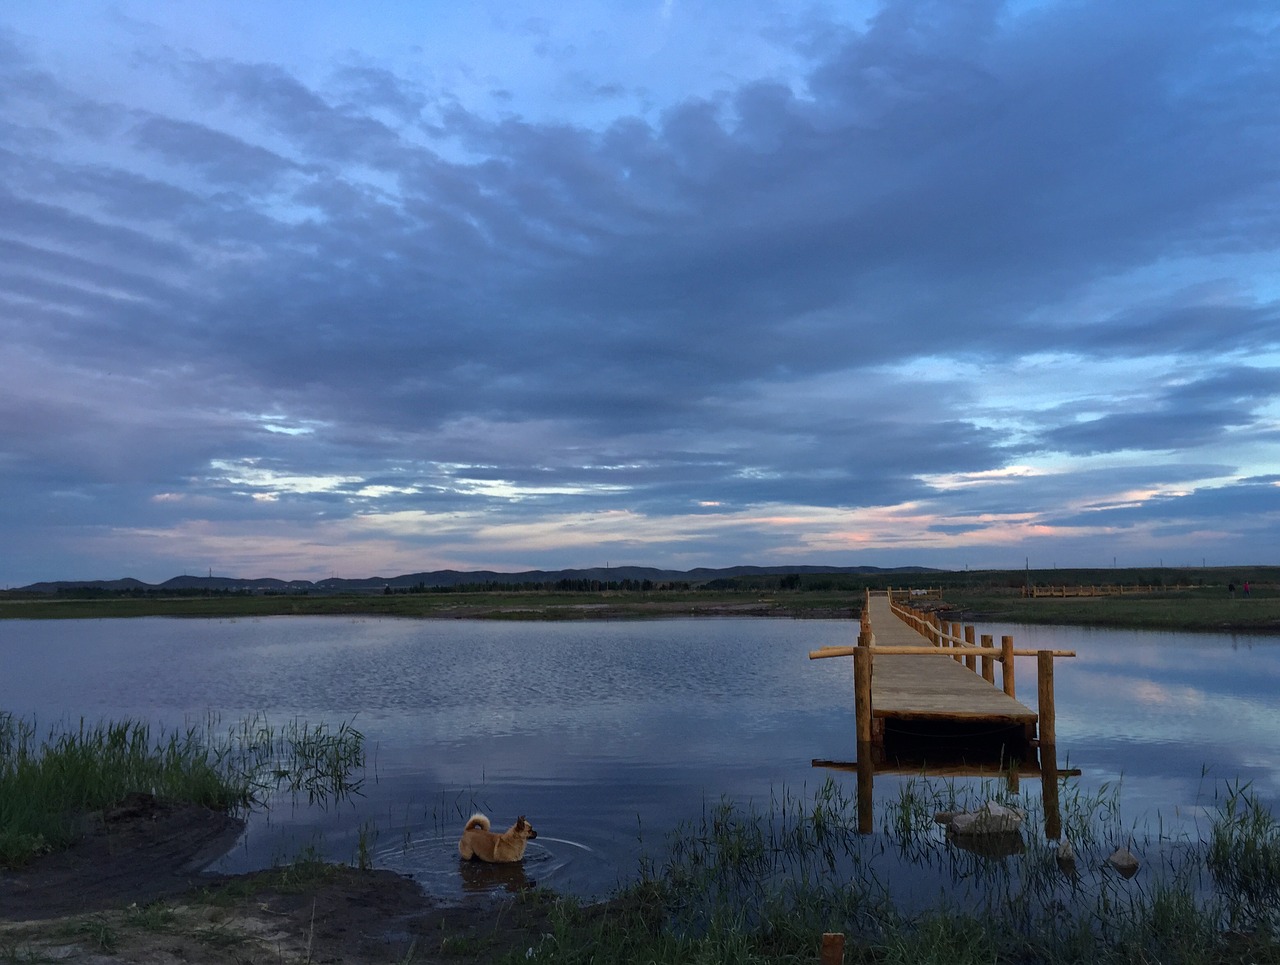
[
  {"left": 518, "top": 776, "right": 1280, "bottom": 964},
  {"left": 0, "top": 711, "right": 364, "bottom": 867}
]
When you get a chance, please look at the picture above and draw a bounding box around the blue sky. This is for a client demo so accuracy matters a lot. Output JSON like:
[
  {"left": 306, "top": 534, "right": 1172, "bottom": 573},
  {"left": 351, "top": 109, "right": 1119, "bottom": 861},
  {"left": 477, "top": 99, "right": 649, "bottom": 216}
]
[{"left": 2, "top": 1, "right": 1278, "bottom": 585}]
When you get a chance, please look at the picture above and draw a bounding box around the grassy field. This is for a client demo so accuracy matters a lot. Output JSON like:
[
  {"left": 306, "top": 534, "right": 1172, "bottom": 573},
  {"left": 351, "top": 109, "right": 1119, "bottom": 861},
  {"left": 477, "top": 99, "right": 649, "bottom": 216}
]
[
  {"left": 943, "top": 583, "right": 1280, "bottom": 634},
  {"left": 0, "top": 587, "right": 859, "bottom": 620},
  {"left": 3, "top": 578, "right": 1280, "bottom": 632}
]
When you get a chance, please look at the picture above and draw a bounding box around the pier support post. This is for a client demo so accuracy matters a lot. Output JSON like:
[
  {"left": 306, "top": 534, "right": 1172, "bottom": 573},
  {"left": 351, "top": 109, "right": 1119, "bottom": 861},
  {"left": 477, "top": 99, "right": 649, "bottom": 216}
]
[
  {"left": 1037, "top": 650, "right": 1056, "bottom": 746},
  {"left": 854, "top": 646, "right": 873, "bottom": 745},
  {"left": 980, "top": 634, "right": 995, "bottom": 683},
  {"left": 1001, "top": 635, "right": 1015, "bottom": 698},
  {"left": 950, "top": 622, "right": 963, "bottom": 663},
  {"left": 964, "top": 625, "right": 977, "bottom": 673}
]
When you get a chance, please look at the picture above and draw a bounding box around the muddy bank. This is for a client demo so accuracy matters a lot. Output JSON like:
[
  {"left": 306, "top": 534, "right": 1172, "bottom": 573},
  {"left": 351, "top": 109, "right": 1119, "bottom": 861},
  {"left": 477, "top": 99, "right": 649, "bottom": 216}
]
[{"left": 0, "top": 795, "right": 562, "bottom": 964}]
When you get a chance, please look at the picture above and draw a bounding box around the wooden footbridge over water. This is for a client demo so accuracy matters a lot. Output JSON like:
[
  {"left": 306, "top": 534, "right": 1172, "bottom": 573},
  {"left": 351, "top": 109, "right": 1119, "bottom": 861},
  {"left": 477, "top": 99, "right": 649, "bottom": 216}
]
[
  {"left": 810, "top": 589, "right": 1075, "bottom": 757},
  {"left": 809, "top": 589, "right": 1079, "bottom": 835}
]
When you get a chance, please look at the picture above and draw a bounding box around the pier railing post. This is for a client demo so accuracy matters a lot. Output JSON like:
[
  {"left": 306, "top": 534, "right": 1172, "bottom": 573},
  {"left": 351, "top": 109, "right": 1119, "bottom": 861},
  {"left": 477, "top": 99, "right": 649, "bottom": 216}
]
[
  {"left": 964, "top": 625, "right": 977, "bottom": 673},
  {"left": 980, "top": 634, "right": 995, "bottom": 683},
  {"left": 1001, "top": 635, "right": 1015, "bottom": 698}
]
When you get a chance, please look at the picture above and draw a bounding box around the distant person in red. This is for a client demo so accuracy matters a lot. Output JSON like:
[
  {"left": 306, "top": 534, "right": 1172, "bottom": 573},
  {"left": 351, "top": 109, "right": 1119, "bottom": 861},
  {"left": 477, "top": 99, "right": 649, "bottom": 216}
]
[{"left": 1244, "top": 581, "right": 1251, "bottom": 596}]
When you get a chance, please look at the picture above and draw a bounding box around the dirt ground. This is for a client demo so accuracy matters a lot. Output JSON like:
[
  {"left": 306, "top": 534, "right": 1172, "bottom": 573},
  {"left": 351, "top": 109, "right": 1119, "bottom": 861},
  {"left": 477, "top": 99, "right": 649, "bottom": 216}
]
[{"left": 0, "top": 794, "right": 563, "bottom": 963}]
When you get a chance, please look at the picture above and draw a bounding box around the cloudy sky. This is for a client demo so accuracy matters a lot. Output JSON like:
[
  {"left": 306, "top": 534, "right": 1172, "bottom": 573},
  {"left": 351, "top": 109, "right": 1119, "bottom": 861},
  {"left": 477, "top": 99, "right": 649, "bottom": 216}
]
[{"left": 2, "top": 1, "right": 1278, "bottom": 585}]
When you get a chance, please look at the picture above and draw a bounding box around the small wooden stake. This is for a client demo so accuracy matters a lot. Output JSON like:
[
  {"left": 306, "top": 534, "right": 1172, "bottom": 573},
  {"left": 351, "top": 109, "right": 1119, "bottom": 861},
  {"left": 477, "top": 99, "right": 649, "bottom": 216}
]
[
  {"left": 821, "top": 932, "right": 846, "bottom": 965},
  {"left": 1037, "top": 650, "right": 1056, "bottom": 746}
]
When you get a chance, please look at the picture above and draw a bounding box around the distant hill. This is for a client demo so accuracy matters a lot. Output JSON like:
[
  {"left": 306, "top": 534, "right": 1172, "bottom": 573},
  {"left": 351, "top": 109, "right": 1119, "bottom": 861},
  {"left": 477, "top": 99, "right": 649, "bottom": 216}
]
[{"left": 18, "top": 564, "right": 940, "bottom": 595}]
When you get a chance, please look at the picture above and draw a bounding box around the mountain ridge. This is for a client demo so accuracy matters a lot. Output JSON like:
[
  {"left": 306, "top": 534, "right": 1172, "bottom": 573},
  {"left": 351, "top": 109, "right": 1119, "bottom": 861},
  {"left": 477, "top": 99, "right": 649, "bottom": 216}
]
[{"left": 18, "top": 564, "right": 941, "bottom": 594}]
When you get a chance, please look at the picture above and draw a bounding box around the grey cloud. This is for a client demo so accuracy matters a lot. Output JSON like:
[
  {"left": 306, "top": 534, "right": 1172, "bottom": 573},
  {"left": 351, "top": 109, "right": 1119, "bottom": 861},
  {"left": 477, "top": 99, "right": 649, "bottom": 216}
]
[
  {"left": 1045, "top": 480, "right": 1280, "bottom": 530},
  {"left": 1035, "top": 367, "right": 1280, "bottom": 456},
  {"left": 2, "top": 2, "right": 1278, "bottom": 582},
  {"left": 1042, "top": 411, "right": 1245, "bottom": 457},
  {"left": 131, "top": 116, "right": 298, "bottom": 186}
]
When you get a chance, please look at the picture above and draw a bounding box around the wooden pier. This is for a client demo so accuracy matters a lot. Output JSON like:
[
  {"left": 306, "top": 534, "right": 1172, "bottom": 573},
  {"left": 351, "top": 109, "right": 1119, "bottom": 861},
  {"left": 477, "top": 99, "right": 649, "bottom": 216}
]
[
  {"left": 810, "top": 590, "right": 1074, "bottom": 755},
  {"left": 810, "top": 590, "right": 1078, "bottom": 835}
]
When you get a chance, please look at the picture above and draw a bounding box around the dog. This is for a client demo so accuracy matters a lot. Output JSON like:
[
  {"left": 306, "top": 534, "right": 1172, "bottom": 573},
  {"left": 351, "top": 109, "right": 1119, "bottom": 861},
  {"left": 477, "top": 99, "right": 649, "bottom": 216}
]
[{"left": 457, "top": 813, "right": 537, "bottom": 863}]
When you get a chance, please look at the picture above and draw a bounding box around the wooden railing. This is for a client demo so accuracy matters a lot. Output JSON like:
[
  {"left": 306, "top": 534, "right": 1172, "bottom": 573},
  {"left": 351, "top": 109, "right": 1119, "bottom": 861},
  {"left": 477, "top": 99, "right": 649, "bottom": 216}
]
[{"left": 1023, "top": 583, "right": 1181, "bottom": 597}]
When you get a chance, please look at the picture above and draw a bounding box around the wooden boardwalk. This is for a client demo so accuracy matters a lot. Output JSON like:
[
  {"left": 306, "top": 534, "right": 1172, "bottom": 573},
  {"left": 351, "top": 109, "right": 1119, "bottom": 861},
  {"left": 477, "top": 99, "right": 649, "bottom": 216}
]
[
  {"left": 810, "top": 591, "right": 1078, "bottom": 833},
  {"left": 861, "top": 594, "right": 1037, "bottom": 728},
  {"left": 810, "top": 590, "right": 1072, "bottom": 753}
]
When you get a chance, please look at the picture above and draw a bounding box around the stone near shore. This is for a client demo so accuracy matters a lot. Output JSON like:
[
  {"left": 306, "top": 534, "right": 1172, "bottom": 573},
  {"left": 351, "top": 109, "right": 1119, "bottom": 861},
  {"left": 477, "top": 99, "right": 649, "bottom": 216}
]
[
  {"left": 935, "top": 801, "right": 1025, "bottom": 836},
  {"left": 1107, "top": 845, "right": 1140, "bottom": 879}
]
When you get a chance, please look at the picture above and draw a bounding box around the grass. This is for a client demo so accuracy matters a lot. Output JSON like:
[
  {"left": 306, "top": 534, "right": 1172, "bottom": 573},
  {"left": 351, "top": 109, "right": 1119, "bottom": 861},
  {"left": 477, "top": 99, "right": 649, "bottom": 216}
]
[
  {"left": 0, "top": 711, "right": 365, "bottom": 867},
  {"left": 0, "top": 587, "right": 854, "bottom": 621},
  {"left": 944, "top": 584, "right": 1280, "bottom": 634},
  {"left": 4, "top": 577, "right": 1278, "bottom": 633},
  {"left": 8, "top": 735, "right": 1280, "bottom": 962},
  {"left": 508, "top": 776, "right": 1280, "bottom": 964}
]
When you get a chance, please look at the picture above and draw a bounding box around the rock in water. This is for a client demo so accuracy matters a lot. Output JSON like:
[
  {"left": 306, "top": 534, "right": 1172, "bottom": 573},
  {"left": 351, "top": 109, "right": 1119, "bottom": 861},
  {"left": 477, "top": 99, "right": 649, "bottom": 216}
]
[
  {"left": 1107, "top": 846, "right": 1140, "bottom": 879},
  {"left": 947, "top": 801, "right": 1024, "bottom": 835},
  {"left": 1056, "top": 838, "right": 1078, "bottom": 879}
]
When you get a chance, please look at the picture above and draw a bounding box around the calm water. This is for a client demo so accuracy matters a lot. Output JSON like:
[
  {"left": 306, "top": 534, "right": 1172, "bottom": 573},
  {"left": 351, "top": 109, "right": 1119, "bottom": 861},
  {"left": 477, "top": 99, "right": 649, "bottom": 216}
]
[{"left": 2, "top": 616, "right": 1279, "bottom": 902}]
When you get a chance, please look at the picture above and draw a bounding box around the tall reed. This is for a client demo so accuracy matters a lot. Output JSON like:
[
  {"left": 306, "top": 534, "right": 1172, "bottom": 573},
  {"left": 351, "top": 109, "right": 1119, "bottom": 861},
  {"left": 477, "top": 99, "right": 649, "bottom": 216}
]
[
  {"left": 0, "top": 711, "right": 364, "bottom": 867},
  {"left": 525, "top": 775, "right": 1280, "bottom": 964}
]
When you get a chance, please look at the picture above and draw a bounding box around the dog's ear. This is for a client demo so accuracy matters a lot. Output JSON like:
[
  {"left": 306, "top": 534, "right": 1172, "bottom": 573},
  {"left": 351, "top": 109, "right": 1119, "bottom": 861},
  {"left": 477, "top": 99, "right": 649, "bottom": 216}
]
[{"left": 517, "top": 815, "right": 526, "bottom": 825}]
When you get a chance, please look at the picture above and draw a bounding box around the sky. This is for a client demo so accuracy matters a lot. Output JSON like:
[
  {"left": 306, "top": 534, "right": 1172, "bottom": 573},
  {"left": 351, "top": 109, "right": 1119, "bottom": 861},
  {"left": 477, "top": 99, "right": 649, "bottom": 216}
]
[{"left": 2, "top": 0, "right": 1278, "bottom": 586}]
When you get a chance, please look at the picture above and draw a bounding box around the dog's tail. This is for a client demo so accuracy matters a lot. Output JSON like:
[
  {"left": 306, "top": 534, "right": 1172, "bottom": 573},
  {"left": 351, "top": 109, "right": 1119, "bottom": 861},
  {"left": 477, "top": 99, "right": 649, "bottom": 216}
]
[{"left": 464, "top": 813, "right": 490, "bottom": 832}]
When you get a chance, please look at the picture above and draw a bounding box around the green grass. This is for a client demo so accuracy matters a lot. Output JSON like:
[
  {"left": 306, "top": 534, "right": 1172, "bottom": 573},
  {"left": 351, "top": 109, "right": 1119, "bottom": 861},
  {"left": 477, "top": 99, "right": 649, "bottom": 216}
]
[
  {"left": 944, "top": 584, "right": 1280, "bottom": 633},
  {"left": 4, "top": 573, "right": 1277, "bottom": 633},
  {"left": 0, "top": 712, "right": 364, "bottom": 868},
  {"left": 507, "top": 776, "right": 1280, "bottom": 964},
  {"left": 0, "top": 587, "right": 859, "bottom": 620}
]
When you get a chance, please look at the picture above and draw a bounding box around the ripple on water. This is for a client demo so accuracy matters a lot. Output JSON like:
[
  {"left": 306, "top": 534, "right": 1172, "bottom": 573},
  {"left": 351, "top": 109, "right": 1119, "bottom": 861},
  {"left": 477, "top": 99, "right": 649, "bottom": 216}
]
[{"left": 373, "top": 832, "right": 606, "bottom": 903}]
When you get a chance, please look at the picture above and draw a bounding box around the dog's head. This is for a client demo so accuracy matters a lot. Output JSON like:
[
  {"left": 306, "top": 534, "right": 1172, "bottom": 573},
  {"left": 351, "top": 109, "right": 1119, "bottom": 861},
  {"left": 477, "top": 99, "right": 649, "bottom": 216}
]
[{"left": 515, "top": 815, "right": 538, "bottom": 840}]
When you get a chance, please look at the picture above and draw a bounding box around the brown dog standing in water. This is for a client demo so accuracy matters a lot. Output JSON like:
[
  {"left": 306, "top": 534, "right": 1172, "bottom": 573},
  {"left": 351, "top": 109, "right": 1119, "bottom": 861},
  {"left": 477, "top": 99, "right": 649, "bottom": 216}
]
[{"left": 457, "top": 813, "right": 538, "bottom": 863}]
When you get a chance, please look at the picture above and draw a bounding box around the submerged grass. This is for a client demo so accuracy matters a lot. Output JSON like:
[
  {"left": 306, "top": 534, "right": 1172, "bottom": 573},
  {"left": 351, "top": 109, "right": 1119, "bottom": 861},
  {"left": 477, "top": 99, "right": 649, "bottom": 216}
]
[
  {"left": 0, "top": 711, "right": 364, "bottom": 867},
  {"left": 514, "top": 776, "right": 1280, "bottom": 964}
]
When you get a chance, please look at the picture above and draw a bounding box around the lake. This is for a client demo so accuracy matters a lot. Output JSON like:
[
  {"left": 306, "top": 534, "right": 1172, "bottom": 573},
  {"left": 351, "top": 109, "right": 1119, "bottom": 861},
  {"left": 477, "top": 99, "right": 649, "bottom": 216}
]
[{"left": 3, "top": 615, "right": 1279, "bottom": 902}]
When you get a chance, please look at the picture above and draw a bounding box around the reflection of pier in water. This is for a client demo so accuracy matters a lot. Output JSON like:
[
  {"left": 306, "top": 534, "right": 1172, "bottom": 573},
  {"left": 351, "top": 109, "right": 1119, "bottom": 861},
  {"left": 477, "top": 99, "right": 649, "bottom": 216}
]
[
  {"left": 810, "top": 590, "right": 1078, "bottom": 837},
  {"left": 813, "top": 745, "right": 1081, "bottom": 837}
]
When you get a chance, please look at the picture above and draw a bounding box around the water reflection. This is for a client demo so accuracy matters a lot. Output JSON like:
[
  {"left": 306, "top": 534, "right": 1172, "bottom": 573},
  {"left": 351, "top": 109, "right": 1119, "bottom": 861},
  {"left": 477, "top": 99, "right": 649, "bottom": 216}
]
[{"left": 814, "top": 742, "right": 1080, "bottom": 840}]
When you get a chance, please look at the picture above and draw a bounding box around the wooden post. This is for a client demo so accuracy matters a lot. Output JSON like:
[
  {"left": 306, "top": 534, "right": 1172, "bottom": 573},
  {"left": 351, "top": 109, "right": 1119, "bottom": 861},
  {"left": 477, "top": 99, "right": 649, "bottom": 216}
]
[
  {"left": 1037, "top": 650, "right": 1056, "bottom": 746},
  {"left": 1001, "top": 635, "right": 1015, "bottom": 698},
  {"left": 854, "top": 646, "right": 873, "bottom": 745},
  {"left": 821, "top": 932, "right": 846, "bottom": 965},
  {"left": 964, "top": 625, "right": 977, "bottom": 672},
  {"left": 980, "top": 633, "right": 994, "bottom": 683},
  {"left": 950, "top": 621, "right": 963, "bottom": 663}
]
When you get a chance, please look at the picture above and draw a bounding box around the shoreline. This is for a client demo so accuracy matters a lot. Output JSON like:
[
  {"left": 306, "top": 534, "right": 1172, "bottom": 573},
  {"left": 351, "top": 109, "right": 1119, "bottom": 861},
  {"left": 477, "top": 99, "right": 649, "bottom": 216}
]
[{"left": 3, "top": 589, "right": 1279, "bottom": 633}]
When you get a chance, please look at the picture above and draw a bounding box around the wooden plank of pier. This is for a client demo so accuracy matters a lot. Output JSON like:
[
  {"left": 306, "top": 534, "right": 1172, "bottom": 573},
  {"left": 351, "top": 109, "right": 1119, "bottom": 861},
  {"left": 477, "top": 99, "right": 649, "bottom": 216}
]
[{"left": 860, "top": 594, "right": 1038, "bottom": 724}]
